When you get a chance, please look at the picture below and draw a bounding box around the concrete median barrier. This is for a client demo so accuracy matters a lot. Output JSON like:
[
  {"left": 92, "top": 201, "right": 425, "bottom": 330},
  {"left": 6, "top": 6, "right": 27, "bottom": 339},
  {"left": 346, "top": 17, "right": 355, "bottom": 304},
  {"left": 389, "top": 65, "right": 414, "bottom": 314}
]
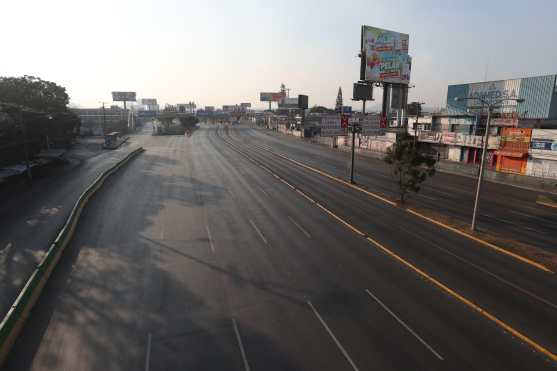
[{"left": 0, "top": 146, "right": 145, "bottom": 367}]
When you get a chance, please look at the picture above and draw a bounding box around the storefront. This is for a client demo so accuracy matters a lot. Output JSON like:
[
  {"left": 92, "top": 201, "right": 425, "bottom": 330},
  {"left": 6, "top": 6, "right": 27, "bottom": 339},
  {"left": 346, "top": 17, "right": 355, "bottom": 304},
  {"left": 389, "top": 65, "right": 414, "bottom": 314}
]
[
  {"left": 495, "top": 128, "right": 532, "bottom": 174},
  {"left": 526, "top": 129, "right": 557, "bottom": 179}
]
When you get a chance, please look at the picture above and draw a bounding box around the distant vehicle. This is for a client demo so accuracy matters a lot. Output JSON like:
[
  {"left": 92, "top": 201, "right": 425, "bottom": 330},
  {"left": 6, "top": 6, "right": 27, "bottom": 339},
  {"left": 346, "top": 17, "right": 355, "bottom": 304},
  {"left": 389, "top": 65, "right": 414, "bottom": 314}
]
[{"left": 104, "top": 132, "right": 124, "bottom": 149}]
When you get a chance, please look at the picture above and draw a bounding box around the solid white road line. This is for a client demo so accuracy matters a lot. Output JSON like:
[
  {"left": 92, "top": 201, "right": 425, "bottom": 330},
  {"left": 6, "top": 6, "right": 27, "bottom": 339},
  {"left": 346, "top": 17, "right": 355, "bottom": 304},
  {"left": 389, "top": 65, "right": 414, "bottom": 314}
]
[
  {"left": 365, "top": 289, "right": 444, "bottom": 361},
  {"left": 232, "top": 318, "right": 251, "bottom": 371},
  {"left": 288, "top": 216, "right": 311, "bottom": 238},
  {"left": 249, "top": 219, "right": 268, "bottom": 245},
  {"left": 257, "top": 184, "right": 270, "bottom": 197},
  {"left": 307, "top": 301, "right": 361, "bottom": 371},
  {"left": 206, "top": 224, "right": 215, "bottom": 253},
  {"left": 145, "top": 333, "right": 152, "bottom": 371}
]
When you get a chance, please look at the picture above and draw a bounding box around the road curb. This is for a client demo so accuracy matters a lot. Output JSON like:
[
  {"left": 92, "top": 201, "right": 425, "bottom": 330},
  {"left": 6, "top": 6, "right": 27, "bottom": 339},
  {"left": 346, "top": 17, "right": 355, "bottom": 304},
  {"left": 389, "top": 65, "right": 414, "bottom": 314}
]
[{"left": 0, "top": 146, "right": 145, "bottom": 367}]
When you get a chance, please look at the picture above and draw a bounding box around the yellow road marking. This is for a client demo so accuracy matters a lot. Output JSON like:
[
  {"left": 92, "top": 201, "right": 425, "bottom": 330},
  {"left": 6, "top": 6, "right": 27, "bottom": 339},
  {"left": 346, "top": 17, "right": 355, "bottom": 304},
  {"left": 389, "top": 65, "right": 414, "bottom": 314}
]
[
  {"left": 248, "top": 141, "right": 552, "bottom": 273},
  {"left": 219, "top": 133, "right": 557, "bottom": 363},
  {"left": 405, "top": 209, "right": 552, "bottom": 273},
  {"left": 537, "top": 200, "right": 557, "bottom": 209}
]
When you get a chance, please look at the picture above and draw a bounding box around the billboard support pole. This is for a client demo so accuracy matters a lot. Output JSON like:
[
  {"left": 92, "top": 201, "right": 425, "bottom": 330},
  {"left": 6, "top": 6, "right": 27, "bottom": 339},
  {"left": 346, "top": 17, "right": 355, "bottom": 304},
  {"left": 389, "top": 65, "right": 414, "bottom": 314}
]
[{"left": 382, "top": 83, "right": 390, "bottom": 124}]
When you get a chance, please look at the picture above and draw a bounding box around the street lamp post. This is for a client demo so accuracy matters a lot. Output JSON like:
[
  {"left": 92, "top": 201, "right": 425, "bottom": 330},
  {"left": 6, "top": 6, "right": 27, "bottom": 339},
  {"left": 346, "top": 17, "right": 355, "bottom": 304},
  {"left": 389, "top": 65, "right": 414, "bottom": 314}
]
[{"left": 454, "top": 96, "right": 524, "bottom": 231}]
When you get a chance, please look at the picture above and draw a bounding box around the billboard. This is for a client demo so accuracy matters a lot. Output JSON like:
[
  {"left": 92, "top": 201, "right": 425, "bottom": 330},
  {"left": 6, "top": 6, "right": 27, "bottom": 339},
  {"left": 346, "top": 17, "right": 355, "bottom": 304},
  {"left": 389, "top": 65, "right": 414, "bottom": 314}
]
[
  {"left": 112, "top": 91, "right": 137, "bottom": 102},
  {"left": 361, "top": 25, "right": 411, "bottom": 84},
  {"left": 353, "top": 83, "right": 373, "bottom": 101},
  {"left": 320, "top": 115, "right": 347, "bottom": 137},
  {"left": 345, "top": 115, "right": 383, "bottom": 135},
  {"left": 260, "top": 92, "right": 286, "bottom": 102},
  {"left": 240, "top": 103, "right": 251, "bottom": 108},
  {"left": 531, "top": 129, "right": 557, "bottom": 152},
  {"left": 141, "top": 98, "right": 157, "bottom": 105}
]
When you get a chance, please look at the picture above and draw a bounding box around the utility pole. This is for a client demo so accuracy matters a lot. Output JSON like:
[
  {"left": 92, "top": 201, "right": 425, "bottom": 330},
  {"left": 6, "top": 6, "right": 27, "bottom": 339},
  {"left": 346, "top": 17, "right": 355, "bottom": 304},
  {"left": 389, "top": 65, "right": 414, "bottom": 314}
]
[
  {"left": 102, "top": 102, "right": 107, "bottom": 135},
  {"left": 455, "top": 96, "right": 524, "bottom": 231},
  {"left": 471, "top": 105, "right": 491, "bottom": 232}
]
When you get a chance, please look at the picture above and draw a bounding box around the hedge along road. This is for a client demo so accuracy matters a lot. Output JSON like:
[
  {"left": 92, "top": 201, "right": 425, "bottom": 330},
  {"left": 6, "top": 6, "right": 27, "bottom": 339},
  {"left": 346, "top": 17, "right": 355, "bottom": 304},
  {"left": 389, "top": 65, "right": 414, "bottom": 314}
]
[{"left": 0, "top": 145, "right": 145, "bottom": 367}]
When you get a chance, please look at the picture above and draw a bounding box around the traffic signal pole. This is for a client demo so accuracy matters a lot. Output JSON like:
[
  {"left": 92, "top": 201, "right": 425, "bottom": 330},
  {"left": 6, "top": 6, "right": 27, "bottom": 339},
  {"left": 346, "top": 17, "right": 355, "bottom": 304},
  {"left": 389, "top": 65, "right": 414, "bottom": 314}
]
[
  {"left": 350, "top": 124, "right": 356, "bottom": 184},
  {"left": 349, "top": 99, "right": 365, "bottom": 184}
]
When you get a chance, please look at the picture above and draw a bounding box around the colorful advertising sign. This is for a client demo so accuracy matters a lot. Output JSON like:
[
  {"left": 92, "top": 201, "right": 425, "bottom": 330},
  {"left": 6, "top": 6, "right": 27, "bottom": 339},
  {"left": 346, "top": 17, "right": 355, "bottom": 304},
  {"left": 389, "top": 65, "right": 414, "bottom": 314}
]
[
  {"left": 499, "top": 127, "right": 532, "bottom": 154},
  {"left": 530, "top": 129, "right": 557, "bottom": 152},
  {"left": 260, "top": 92, "right": 286, "bottom": 102},
  {"left": 361, "top": 25, "right": 411, "bottom": 84}
]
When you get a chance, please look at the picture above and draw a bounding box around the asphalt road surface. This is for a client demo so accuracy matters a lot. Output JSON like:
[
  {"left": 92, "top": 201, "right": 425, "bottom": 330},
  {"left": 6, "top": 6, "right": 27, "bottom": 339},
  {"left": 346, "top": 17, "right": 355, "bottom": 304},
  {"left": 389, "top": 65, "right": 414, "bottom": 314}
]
[
  {"left": 234, "top": 126, "right": 557, "bottom": 254},
  {"left": 5, "top": 124, "right": 557, "bottom": 371},
  {"left": 0, "top": 136, "right": 144, "bottom": 323}
]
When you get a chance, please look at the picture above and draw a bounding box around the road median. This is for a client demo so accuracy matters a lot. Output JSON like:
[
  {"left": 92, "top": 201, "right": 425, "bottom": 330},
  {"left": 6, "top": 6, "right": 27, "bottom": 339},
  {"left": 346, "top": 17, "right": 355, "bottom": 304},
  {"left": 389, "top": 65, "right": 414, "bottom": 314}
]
[{"left": 0, "top": 146, "right": 144, "bottom": 367}]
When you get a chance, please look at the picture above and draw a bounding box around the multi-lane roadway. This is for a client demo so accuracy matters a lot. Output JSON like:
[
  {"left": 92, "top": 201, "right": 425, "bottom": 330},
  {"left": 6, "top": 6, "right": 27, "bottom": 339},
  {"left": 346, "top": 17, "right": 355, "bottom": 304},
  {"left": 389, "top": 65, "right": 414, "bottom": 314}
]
[{"left": 4, "top": 124, "right": 557, "bottom": 370}]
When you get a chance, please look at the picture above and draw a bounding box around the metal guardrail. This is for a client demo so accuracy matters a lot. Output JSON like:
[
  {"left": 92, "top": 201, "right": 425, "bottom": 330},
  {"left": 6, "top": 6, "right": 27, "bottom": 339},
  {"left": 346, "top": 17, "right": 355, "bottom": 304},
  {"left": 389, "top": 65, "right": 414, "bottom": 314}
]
[{"left": 0, "top": 146, "right": 145, "bottom": 367}]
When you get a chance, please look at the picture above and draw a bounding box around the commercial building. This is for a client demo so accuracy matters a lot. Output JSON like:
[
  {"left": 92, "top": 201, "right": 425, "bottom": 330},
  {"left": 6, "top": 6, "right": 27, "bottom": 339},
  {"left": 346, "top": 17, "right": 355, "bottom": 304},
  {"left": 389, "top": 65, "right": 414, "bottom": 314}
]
[
  {"left": 443, "top": 75, "right": 557, "bottom": 171},
  {"left": 447, "top": 75, "right": 557, "bottom": 120},
  {"left": 527, "top": 129, "right": 557, "bottom": 179}
]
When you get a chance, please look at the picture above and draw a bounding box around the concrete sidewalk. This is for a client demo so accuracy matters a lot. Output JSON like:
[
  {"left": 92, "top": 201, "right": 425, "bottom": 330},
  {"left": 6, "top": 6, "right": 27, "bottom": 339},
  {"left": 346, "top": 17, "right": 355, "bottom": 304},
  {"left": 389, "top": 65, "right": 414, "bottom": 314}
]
[{"left": 0, "top": 140, "right": 141, "bottom": 321}]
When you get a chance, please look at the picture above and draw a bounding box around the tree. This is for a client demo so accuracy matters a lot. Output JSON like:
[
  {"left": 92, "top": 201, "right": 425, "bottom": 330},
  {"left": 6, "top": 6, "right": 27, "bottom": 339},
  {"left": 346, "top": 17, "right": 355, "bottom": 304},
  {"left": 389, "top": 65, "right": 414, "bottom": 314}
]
[
  {"left": 384, "top": 133, "right": 436, "bottom": 203},
  {"left": 0, "top": 75, "right": 69, "bottom": 112},
  {"left": 0, "top": 76, "right": 77, "bottom": 163},
  {"left": 309, "top": 105, "right": 335, "bottom": 114}
]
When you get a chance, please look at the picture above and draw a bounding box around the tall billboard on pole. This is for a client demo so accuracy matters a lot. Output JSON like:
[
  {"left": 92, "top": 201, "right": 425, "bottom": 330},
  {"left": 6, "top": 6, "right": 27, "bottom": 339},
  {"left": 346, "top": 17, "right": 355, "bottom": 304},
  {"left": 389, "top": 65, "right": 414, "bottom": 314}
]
[
  {"left": 360, "top": 25, "right": 411, "bottom": 84},
  {"left": 260, "top": 92, "right": 286, "bottom": 102},
  {"left": 112, "top": 92, "right": 137, "bottom": 102}
]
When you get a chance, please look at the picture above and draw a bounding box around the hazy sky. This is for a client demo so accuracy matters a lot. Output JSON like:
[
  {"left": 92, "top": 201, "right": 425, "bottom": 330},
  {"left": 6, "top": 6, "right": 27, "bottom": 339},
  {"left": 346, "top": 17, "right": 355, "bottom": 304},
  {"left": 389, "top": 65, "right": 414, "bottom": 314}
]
[{"left": 2, "top": 0, "right": 556, "bottom": 111}]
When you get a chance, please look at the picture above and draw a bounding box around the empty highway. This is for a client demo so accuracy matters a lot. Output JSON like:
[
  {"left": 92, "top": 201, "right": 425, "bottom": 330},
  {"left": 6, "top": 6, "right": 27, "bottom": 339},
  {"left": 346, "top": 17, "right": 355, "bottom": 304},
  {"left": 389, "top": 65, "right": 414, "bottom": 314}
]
[{"left": 5, "top": 124, "right": 557, "bottom": 371}]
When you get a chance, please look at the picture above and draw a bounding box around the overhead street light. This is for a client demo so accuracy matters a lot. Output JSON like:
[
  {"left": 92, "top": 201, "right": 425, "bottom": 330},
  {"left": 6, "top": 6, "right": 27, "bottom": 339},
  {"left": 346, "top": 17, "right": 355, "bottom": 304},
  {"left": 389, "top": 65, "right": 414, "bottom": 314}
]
[{"left": 454, "top": 96, "right": 525, "bottom": 231}]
